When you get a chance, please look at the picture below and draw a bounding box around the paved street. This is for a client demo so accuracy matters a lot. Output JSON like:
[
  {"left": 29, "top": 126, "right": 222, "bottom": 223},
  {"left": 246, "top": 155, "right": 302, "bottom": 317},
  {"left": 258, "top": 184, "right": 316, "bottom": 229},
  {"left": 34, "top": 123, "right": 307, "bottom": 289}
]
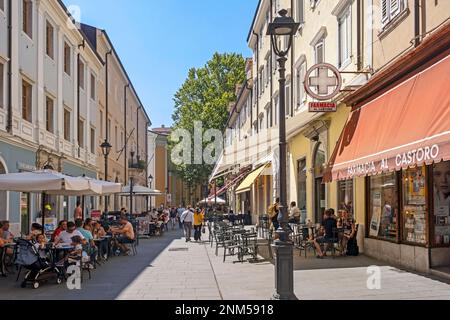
[{"left": 2, "top": 228, "right": 449, "bottom": 300}]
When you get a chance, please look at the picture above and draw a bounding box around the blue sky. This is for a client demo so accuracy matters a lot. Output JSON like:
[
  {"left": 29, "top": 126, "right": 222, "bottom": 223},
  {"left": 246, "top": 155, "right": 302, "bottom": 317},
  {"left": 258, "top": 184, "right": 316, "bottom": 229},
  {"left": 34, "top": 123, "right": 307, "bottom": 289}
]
[{"left": 63, "top": 0, "right": 259, "bottom": 128}]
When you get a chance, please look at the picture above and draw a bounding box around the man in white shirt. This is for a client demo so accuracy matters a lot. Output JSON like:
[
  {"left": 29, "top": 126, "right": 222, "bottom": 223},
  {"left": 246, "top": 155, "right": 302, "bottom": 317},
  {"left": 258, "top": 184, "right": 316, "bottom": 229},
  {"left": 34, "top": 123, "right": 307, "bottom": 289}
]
[
  {"left": 180, "top": 206, "right": 194, "bottom": 242},
  {"left": 55, "top": 221, "right": 86, "bottom": 245}
]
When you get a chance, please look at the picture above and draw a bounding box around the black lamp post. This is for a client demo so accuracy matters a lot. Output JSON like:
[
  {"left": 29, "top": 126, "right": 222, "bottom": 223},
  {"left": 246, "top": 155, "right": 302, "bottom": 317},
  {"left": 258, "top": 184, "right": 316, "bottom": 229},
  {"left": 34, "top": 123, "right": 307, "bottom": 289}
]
[
  {"left": 148, "top": 174, "right": 153, "bottom": 211},
  {"left": 101, "top": 139, "right": 112, "bottom": 213},
  {"left": 267, "top": 9, "right": 300, "bottom": 301}
]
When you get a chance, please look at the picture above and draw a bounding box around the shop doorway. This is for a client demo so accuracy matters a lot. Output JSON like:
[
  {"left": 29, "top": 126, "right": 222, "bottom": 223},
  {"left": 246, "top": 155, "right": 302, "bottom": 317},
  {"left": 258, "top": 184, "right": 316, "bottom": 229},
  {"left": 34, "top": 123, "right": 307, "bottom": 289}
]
[
  {"left": 313, "top": 136, "right": 327, "bottom": 223},
  {"left": 315, "top": 177, "right": 326, "bottom": 223},
  {"left": 297, "top": 158, "right": 307, "bottom": 222}
]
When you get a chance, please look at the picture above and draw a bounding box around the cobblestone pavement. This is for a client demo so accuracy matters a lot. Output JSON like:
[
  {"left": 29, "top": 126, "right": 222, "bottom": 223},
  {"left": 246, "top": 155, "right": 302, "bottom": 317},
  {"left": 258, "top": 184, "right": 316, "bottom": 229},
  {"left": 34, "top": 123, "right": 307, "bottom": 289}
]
[{"left": 1, "top": 228, "right": 449, "bottom": 300}]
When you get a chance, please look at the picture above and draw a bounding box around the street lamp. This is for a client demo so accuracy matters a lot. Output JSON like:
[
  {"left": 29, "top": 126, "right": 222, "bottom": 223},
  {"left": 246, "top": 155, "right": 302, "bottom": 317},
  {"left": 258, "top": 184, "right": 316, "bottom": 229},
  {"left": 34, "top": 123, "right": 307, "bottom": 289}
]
[
  {"left": 267, "top": 9, "right": 300, "bottom": 301},
  {"left": 100, "top": 139, "right": 112, "bottom": 213}
]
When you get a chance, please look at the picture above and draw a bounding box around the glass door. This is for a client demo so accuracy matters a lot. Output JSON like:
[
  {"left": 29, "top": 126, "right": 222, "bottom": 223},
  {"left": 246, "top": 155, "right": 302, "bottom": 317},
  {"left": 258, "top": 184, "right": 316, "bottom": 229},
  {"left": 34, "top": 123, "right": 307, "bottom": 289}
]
[{"left": 315, "top": 177, "right": 326, "bottom": 223}]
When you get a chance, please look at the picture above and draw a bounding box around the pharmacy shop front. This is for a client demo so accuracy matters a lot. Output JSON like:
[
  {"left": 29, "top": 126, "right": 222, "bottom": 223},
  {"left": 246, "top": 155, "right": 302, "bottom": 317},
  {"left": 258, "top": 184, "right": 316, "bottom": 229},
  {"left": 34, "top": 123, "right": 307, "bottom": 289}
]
[{"left": 324, "top": 50, "right": 450, "bottom": 273}]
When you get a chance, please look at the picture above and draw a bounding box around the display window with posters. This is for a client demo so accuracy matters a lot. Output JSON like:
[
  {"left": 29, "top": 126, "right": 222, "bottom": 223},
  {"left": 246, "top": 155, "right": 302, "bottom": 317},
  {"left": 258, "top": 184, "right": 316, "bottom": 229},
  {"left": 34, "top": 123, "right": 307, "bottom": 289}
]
[
  {"left": 402, "top": 166, "right": 427, "bottom": 245},
  {"left": 432, "top": 160, "right": 450, "bottom": 246},
  {"left": 368, "top": 172, "right": 399, "bottom": 241}
]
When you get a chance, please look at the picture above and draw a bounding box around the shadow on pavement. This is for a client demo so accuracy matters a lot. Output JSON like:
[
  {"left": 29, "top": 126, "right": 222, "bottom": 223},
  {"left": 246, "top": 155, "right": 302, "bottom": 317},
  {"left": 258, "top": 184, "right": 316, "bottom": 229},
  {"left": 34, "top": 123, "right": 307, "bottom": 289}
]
[{"left": 0, "top": 229, "right": 185, "bottom": 300}]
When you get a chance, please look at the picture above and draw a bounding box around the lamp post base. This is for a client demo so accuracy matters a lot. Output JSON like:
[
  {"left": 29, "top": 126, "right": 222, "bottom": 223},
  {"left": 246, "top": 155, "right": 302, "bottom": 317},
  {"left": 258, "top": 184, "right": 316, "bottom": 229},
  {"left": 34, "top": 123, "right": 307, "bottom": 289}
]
[{"left": 271, "top": 239, "right": 298, "bottom": 301}]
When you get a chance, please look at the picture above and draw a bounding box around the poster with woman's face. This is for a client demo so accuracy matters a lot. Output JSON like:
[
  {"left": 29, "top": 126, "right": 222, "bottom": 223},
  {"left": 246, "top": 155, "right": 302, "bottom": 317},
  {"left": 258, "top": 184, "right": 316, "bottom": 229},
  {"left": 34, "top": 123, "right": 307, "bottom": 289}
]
[{"left": 433, "top": 161, "right": 450, "bottom": 216}]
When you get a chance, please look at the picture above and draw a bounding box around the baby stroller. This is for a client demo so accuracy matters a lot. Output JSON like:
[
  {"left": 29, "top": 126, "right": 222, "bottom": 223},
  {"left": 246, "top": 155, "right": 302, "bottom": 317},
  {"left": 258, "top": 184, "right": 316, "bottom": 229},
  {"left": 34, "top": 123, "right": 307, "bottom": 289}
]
[{"left": 15, "top": 239, "right": 65, "bottom": 289}]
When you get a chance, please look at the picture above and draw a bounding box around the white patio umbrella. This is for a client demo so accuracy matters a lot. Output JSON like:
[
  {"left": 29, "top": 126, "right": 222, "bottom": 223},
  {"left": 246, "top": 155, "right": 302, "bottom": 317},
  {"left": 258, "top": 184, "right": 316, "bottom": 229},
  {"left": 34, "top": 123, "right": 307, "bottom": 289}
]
[
  {"left": 81, "top": 177, "right": 122, "bottom": 196},
  {"left": 0, "top": 170, "right": 92, "bottom": 232},
  {"left": 198, "top": 197, "right": 226, "bottom": 205},
  {"left": 120, "top": 185, "right": 164, "bottom": 196}
]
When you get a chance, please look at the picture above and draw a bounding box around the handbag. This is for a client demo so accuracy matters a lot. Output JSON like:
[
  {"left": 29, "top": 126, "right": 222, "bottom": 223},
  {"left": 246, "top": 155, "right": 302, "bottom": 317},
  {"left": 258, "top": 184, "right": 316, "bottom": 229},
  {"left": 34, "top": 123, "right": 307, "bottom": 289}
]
[{"left": 202, "top": 226, "right": 206, "bottom": 234}]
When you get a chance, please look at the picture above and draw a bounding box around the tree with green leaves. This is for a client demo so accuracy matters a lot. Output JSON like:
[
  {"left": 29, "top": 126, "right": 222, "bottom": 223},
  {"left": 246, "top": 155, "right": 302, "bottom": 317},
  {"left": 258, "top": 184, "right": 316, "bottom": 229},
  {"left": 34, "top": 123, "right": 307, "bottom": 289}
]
[{"left": 170, "top": 53, "right": 246, "bottom": 202}]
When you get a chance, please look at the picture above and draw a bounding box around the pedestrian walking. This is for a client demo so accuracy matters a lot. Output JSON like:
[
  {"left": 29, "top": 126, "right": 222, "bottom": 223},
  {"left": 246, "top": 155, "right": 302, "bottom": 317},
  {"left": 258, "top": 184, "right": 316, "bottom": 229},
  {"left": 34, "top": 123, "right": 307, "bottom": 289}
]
[
  {"left": 177, "top": 205, "right": 185, "bottom": 229},
  {"left": 193, "top": 208, "right": 204, "bottom": 242},
  {"left": 170, "top": 207, "right": 177, "bottom": 230},
  {"left": 180, "top": 206, "right": 194, "bottom": 242}
]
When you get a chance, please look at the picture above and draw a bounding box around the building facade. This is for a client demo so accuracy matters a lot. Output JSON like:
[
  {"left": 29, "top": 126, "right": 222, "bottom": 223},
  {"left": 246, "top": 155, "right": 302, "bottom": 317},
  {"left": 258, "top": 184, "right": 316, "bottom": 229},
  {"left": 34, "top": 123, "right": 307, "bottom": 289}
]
[
  {"left": 0, "top": 0, "right": 152, "bottom": 233},
  {"left": 0, "top": 0, "right": 102, "bottom": 235},
  {"left": 80, "top": 23, "right": 151, "bottom": 214},
  {"left": 212, "top": 0, "right": 450, "bottom": 274},
  {"left": 149, "top": 126, "right": 192, "bottom": 209}
]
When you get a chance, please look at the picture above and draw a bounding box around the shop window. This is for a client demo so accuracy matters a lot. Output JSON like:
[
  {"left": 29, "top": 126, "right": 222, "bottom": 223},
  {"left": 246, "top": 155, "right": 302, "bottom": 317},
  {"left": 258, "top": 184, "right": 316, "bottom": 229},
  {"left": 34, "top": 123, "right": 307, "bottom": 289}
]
[
  {"left": 338, "top": 179, "right": 353, "bottom": 217},
  {"left": 402, "top": 166, "right": 427, "bottom": 244},
  {"left": 433, "top": 161, "right": 450, "bottom": 246},
  {"left": 368, "top": 172, "right": 398, "bottom": 241},
  {"left": 63, "top": 196, "right": 69, "bottom": 221}
]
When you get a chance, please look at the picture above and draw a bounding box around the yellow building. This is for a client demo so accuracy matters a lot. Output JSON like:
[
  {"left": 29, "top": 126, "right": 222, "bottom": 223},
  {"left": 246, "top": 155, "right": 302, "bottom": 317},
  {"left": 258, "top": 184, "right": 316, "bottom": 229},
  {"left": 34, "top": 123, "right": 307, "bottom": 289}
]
[
  {"left": 148, "top": 126, "right": 194, "bottom": 209},
  {"left": 213, "top": 0, "right": 450, "bottom": 275}
]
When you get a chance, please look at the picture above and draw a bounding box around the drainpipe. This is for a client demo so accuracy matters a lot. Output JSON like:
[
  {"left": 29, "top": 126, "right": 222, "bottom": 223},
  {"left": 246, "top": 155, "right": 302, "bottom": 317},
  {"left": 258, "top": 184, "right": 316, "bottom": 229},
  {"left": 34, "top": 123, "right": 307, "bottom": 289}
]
[
  {"left": 414, "top": 0, "right": 421, "bottom": 47},
  {"left": 270, "top": 0, "right": 274, "bottom": 126},
  {"left": 6, "top": 0, "right": 12, "bottom": 133},
  {"left": 77, "top": 41, "right": 85, "bottom": 158},
  {"left": 357, "top": 0, "right": 362, "bottom": 70},
  {"left": 124, "top": 84, "right": 129, "bottom": 182},
  {"left": 291, "top": 0, "right": 294, "bottom": 117},
  {"left": 136, "top": 106, "right": 141, "bottom": 161},
  {"left": 252, "top": 30, "right": 259, "bottom": 133}
]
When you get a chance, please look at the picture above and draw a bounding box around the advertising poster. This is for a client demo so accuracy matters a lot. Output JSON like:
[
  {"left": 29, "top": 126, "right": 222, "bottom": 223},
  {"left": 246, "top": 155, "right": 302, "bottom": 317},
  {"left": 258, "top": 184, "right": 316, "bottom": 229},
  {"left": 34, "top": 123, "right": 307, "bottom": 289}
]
[{"left": 370, "top": 206, "right": 382, "bottom": 237}]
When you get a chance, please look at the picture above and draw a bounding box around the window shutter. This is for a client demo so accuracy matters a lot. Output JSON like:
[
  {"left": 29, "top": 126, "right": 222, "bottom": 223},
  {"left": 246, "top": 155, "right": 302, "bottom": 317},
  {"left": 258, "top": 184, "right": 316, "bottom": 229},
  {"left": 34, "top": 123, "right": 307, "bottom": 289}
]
[
  {"left": 390, "top": 0, "right": 400, "bottom": 19},
  {"left": 381, "top": 0, "right": 389, "bottom": 25},
  {"left": 301, "top": 63, "right": 306, "bottom": 103}
]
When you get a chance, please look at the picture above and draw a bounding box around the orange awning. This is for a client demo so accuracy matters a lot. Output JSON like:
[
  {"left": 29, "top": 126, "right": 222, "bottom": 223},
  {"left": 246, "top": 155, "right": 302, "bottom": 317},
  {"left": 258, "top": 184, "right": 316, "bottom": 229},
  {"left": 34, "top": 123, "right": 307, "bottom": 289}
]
[{"left": 325, "top": 54, "right": 450, "bottom": 182}]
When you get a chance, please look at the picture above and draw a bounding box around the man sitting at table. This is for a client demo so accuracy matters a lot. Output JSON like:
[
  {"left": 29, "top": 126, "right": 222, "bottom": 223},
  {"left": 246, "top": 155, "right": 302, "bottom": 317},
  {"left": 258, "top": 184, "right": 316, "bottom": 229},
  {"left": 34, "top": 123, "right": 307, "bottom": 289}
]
[
  {"left": 0, "top": 225, "right": 14, "bottom": 257},
  {"left": 110, "top": 216, "right": 135, "bottom": 255},
  {"left": 313, "top": 209, "right": 337, "bottom": 259},
  {"left": 75, "top": 219, "right": 94, "bottom": 242},
  {"left": 55, "top": 222, "right": 86, "bottom": 245}
]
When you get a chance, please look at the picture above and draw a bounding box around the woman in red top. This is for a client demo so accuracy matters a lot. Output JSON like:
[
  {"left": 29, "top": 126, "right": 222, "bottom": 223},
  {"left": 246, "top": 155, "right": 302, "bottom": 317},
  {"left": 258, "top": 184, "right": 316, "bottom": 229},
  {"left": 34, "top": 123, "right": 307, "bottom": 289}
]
[{"left": 51, "top": 220, "right": 68, "bottom": 242}]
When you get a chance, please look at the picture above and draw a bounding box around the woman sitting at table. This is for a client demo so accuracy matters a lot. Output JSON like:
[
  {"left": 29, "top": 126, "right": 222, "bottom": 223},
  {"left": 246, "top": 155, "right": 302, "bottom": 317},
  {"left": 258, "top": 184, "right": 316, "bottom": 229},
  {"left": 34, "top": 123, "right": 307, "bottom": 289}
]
[
  {"left": 0, "top": 226, "right": 14, "bottom": 257},
  {"left": 93, "top": 222, "right": 108, "bottom": 260},
  {"left": 52, "top": 220, "right": 68, "bottom": 242},
  {"left": 27, "top": 223, "right": 44, "bottom": 241},
  {"left": 341, "top": 218, "right": 357, "bottom": 256}
]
